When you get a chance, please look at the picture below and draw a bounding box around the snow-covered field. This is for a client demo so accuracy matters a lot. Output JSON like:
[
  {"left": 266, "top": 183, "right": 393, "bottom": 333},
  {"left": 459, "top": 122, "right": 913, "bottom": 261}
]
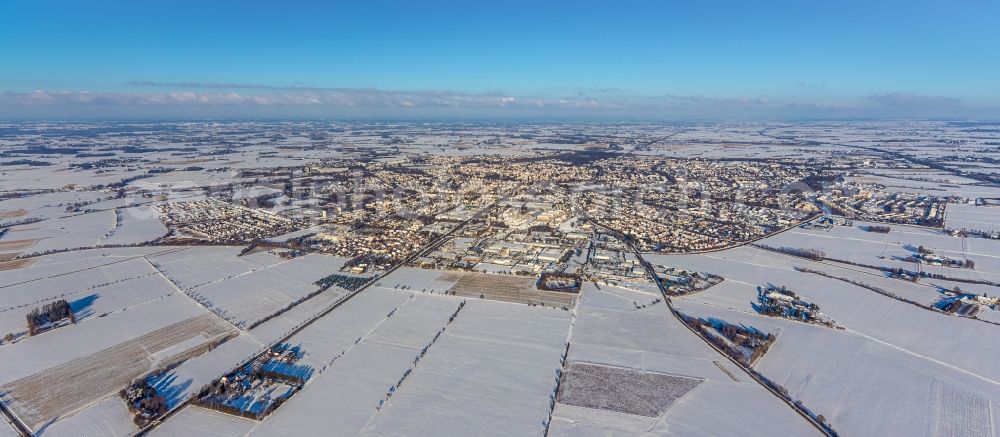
[
  {"left": 359, "top": 299, "right": 572, "bottom": 437},
  {"left": 0, "top": 248, "right": 188, "bottom": 346},
  {"left": 249, "top": 292, "right": 460, "bottom": 436},
  {"left": 0, "top": 191, "right": 115, "bottom": 226},
  {"left": 646, "top": 233, "right": 1000, "bottom": 436},
  {"left": 38, "top": 396, "right": 137, "bottom": 437},
  {"left": 0, "top": 271, "right": 178, "bottom": 339},
  {"left": 673, "top": 298, "right": 1000, "bottom": 436},
  {"left": 259, "top": 288, "right": 412, "bottom": 372},
  {"left": 761, "top": 221, "right": 1000, "bottom": 284},
  {"left": 373, "top": 266, "right": 463, "bottom": 294},
  {"left": 179, "top": 253, "right": 350, "bottom": 328},
  {"left": 155, "top": 288, "right": 484, "bottom": 435},
  {"left": 549, "top": 283, "right": 817, "bottom": 436},
  {"left": 0, "top": 164, "right": 143, "bottom": 191},
  {"left": 190, "top": 269, "right": 319, "bottom": 327},
  {"left": 101, "top": 206, "right": 168, "bottom": 245},
  {"left": 146, "top": 248, "right": 354, "bottom": 328},
  {"left": 851, "top": 173, "right": 1000, "bottom": 198},
  {"left": 149, "top": 246, "right": 282, "bottom": 290},
  {"left": 0, "top": 293, "right": 230, "bottom": 429},
  {"left": 651, "top": 245, "right": 1000, "bottom": 380},
  {"left": 0, "top": 423, "right": 16, "bottom": 437},
  {"left": 149, "top": 405, "right": 256, "bottom": 437},
  {"left": 0, "top": 251, "right": 167, "bottom": 316},
  {"left": 947, "top": 204, "right": 1000, "bottom": 234},
  {"left": 0, "top": 246, "right": 239, "bottom": 434},
  {"left": 4, "top": 209, "right": 116, "bottom": 255}
]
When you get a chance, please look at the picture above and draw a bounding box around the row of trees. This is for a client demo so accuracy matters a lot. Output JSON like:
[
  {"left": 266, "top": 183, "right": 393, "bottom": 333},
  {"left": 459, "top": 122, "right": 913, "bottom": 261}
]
[{"left": 754, "top": 244, "right": 826, "bottom": 261}]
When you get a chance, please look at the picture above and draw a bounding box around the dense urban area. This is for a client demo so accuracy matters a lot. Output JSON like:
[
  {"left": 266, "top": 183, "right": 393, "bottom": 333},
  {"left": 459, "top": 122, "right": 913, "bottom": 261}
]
[{"left": 2, "top": 120, "right": 1000, "bottom": 436}]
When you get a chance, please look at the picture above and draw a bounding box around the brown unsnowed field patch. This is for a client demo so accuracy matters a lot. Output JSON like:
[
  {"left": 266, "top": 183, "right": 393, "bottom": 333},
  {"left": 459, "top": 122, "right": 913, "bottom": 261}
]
[
  {"left": 0, "top": 238, "right": 39, "bottom": 251},
  {"left": 0, "top": 258, "right": 35, "bottom": 271},
  {"left": 0, "top": 209, "right": 28, "bottom": 219},
  {"left": 0, "top": 314, "right": 235, "bottom": 430},
  {"left": 436, "top": 271, "right": 465, "bottom": 283},
  {"left": 447, "top": 272, "right": 577, "bottom": 307}
]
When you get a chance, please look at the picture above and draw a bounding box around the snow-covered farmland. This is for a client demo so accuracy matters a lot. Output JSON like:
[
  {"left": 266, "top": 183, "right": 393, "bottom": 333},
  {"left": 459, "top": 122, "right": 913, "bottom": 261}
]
[
  {"left": 646, "top": 241, "right": 1000, "bottom": 436},
  {"left": 0, "top": 254, "right": 161, "bottom": 313},
  {"left": 358, "top": 300, "right": 572, "bottom": 436},
  {"left": 140, "top": 289, "right": 416, "bottom": 427},
  {"left": 148, "top": 289, "right": 474, "bottom": 436},
  {"left": 37, "top": 396, "right": 137, "bottom": 437},
  {"left": 250, "top": 292, "right": 462, "bottom": 436},
  {"left": 148, "top": 247, "right": 283, "bottom": 290},
  {"left": 4, "top": 210, "right": 116, "bottom": 255},
  {"left": 673, "top": 298, "right": 1000, "bottom": 436},
  {"left": 761, "top": 221, "right": 1000, "bottom": 285},
  {"left": 148, "top": 405, "right": 256, "bottom": 437},
  {"left": 0, "top": 191, "right": 116, "bottom": 226},
  {"left": 0, "top": 271, "right": 178, "bottom": 340},
  {"left": 174, "top": 252, "right": 353, "bottom": 328},
  {"left": 649, "top": 246, "right": 1000, "bottom": 383},
  {"left": 258, "top": 288, "right": 412, "bottom": 372},
  {"left": 373, "top": 266, "right": 463, "bottom": 294},
  {"left": 549, "top": 283, "right": 818, "bottom": 436},
  {"left": 0, "top": 423, "right": 16, "bottom": 437},
  {"left": 947, "top": 204, "right": 1000, "bottom": 234},
  {"left": 101, "top": 206, "right": 168, "bottom": 245},
  {"left": 0, "top": 293, "right": 233, "bottom": 429}
]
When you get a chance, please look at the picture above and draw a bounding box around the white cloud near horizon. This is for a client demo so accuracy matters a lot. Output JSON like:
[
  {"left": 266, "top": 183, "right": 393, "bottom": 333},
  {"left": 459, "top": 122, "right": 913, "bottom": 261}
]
[
  {"left": 868, "top": 92, "right": 961, "bottom": 107},
  {"left": 0, "top": 85, "right": 991, "bottom": 119},
  {"left": 0, "top": 88, "right": 603, "bottom": 109}
]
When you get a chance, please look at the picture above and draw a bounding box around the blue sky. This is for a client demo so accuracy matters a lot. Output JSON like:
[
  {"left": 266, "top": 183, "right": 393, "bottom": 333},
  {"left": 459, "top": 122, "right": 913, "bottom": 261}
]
[{"left": 1, "top": 0, "right": 998, "bottom": 119}]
